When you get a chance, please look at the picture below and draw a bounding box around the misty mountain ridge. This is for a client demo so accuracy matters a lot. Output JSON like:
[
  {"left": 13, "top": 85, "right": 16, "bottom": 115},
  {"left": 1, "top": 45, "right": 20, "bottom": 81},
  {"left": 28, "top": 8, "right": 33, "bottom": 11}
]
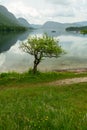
[
  {"left": 73, "top": 21, "right": 87, "bottom": 26},
  {"left": 0, "top": 5, "right": 20, "bottom": 26},
  {"left": 0, "top": 5, "right": 87, "bottom": 30},
  {"left": 0, "top": 5, "right": 31, "bottom": 28},
  {"left": 18, "top": 18, "right": 31, "bottom": 28},
  {"left": 42, "top": 21, "right": 87, "bottom": 31}
]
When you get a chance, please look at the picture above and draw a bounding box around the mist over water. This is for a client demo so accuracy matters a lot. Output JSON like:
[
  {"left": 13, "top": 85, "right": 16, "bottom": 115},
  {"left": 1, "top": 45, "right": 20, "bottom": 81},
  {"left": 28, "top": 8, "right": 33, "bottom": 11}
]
[{"left": 0, "top": 29, "right": 87, "bottom": 72}]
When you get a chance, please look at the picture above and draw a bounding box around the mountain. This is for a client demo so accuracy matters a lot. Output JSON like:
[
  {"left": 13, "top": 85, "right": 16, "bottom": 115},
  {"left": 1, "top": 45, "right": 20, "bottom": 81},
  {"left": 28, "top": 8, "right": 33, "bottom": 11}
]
[
  {"left": 73, "top": 21, "right": 87, "bottom": 26},
  {"left": 42, "top": 21, "right": 71, "bottom": 32},
  {"left": 0, "top": 5, "right": 20, "bottom": 26},
  {"left": 42, "top": 21, "right": 87, "bottom": 32},
  {"left": 0, "top": 5, "right": 40, "bottom": 29},
  {"left": 18, "top": 18, "right": 31, "bottom": 28},
  {"left": 42, "top": 21, "right": 64, "bottom": 29},
  {"left": 18, "top": 18, "right": 42, "bottom": 29},
  {"left": 0, "top": 5, "right": 31, "bottom": 31}
]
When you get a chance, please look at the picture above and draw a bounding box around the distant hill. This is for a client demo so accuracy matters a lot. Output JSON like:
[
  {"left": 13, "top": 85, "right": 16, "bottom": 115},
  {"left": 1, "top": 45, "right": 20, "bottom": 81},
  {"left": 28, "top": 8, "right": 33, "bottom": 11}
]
[
  {"left": 74, "top": 21, "right": 87, "bottom": 26},
  {"left": 18, "top": 18, "right": 31, "bottom": 28},
  {"left": 0, "top": 5, "right": 20, "bottom": 26},
  {"left": 0, "top": 5, "right": 31, "bottom": 32},
  {"left": 42, "top": 21, "right": 64, "bottom": 30},
  {"left": 1, "top": 4, "right": 87, "bottom": 32},
  {"left": 42, "top": 21, "right": 76, "bottom": 32},
  {"left": 18, "top": 18, "right": 42, "bottom": 29},
  {"left": 0, "top": 5, "right": 41, "bottom": 31},
  {"left": 42, "top": 21, "right": 87, "bottom": 32},
  {"left": 65, "top": 21, "right": 87, "bottom": 34}
]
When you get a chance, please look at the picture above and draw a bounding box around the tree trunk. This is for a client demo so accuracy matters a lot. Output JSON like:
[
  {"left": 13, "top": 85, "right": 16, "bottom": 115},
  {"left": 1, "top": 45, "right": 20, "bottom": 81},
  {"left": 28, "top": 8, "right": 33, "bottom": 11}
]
[
  {"left": 33, "top": 58, "right": 39, "bottom": 74},
  {"left": 33, "top": 53, "right": 42, "bottom": 74},
  {"left": 33, "top": 62, "right": 38, "bottom": 74}
]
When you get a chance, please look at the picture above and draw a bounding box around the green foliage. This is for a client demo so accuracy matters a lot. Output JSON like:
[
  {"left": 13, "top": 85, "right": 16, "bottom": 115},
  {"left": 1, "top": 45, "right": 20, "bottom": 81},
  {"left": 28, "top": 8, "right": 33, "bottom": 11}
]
[
  {"left": 0, "top": 24, "right": 27, "bottom": 32},
  {"left": 21, "top": 34, "right": 65, "bottom": 57},
  {"left": 80, "top": 30, "right": 87, "bottom": 34},
  {"left": 20, "top": 34, "right": 65, "bottom": 73},
  {"left": 66, "top": 26, "right": 87, "bottom": 32},
  {"left": 0, "top": 12, "right": 17, "bottom": 26}
]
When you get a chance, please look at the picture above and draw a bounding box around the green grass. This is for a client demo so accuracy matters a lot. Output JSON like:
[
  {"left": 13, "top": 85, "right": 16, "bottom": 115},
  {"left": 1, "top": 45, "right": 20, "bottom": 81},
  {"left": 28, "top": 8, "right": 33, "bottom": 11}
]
[
  {"left": 0, "top": 71, "right": 87, "bottom": 129},
  {"left": 0, "top": 70, "right": 87, "bottom": 87}
]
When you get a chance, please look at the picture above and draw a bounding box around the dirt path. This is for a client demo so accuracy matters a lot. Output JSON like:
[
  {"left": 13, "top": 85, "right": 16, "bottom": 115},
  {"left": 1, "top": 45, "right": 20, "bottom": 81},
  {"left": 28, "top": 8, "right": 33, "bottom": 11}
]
[{"left": 48, "top": 77, "right": 87, "bottom": 86}]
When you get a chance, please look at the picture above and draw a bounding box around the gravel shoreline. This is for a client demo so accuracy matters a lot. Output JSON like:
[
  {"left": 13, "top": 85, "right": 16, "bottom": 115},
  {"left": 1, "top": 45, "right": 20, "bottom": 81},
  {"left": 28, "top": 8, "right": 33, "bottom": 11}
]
[{"left": 54, "top": 68, "right": 87, "bottom": 73}]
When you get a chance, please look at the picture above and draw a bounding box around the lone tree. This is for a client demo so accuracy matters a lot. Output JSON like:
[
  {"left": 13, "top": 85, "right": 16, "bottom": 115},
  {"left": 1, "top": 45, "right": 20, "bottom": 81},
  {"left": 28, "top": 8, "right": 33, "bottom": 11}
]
[{"left": 20, "top": 34, "right": 65, "bottom": 73}]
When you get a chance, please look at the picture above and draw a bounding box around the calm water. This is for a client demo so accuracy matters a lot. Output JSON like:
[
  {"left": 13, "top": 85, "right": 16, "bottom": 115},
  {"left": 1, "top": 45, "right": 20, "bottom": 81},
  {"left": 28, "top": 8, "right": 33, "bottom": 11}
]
[{"left": 0, "top": 29, "right": 87, "bottom": 72}]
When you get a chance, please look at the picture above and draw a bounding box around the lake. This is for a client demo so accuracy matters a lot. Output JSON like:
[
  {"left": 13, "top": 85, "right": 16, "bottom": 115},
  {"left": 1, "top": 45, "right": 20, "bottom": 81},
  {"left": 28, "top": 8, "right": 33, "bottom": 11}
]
[{"left": 0, "top": 29, "right": 87, "bottom": 72}]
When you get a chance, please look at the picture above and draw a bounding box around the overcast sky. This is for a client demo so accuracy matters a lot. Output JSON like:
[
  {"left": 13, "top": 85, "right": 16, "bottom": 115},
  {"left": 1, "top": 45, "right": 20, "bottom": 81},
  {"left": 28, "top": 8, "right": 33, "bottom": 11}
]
[{"left": 0, "top": 0, "right": 87, "bottom": 24}]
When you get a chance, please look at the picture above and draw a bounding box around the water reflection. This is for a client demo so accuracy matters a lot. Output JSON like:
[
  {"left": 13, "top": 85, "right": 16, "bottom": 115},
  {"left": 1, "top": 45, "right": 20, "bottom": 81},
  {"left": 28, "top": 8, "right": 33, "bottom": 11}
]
[
  {"left": 59, "top": 35, "right": 87, "bottom": 57},
  {"left": 0, "top": 31, "right": 33, "bottom": 53},
  {"left": 0, "top": 29, "right": 87, "bottom": 72}
]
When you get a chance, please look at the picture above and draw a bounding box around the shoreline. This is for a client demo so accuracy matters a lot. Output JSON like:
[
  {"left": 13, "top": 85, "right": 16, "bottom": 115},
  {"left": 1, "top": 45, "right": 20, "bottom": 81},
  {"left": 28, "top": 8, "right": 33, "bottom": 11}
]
[
  {"left": 0, "top": 67, "right": 87, "bottom": 74},
  {"left": 54, "top": 67, "right": 87, "bottom": 73}
]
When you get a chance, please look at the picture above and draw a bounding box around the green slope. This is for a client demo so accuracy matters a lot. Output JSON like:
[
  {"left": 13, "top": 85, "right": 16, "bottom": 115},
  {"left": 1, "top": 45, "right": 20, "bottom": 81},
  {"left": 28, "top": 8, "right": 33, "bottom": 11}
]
[
  {"left": 0, "top": 13, "right": 19, "bottom": 26},
  {"left": 0, "top": 5, "right": 27, "bottom": 31}
]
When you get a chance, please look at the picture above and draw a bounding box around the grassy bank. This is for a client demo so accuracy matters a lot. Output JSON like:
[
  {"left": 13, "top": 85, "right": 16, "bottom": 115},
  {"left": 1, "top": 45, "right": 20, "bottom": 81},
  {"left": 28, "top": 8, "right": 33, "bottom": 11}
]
[
  {"left": 0, "top": 70, "right": 87, "bottom": 87},
  {"left": 0, "top": 71, "right": 87, "bottom": 129}
]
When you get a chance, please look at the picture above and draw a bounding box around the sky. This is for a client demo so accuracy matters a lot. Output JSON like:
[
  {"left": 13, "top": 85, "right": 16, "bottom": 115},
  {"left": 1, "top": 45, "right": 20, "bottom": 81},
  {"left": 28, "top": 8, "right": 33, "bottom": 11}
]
[{"left": 0, "top": 0, "right": 87, "bottom": 24}]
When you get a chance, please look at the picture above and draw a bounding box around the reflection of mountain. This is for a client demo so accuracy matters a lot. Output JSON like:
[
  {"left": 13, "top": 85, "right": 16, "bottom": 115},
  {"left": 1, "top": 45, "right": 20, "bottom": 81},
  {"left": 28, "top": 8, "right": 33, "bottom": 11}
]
[{"left": 0, "top": 31, "right": 32, "bottom": 53}]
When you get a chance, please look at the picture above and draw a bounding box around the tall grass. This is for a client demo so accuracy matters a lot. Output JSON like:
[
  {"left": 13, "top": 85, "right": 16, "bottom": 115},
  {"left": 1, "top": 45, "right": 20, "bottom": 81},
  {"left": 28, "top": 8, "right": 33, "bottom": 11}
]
[
  {"left": 0, "top": 70, "right": 87, "bottom": 86},
  {"left": 0, "top": 81, "right": 87, "bottom": 130}
]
